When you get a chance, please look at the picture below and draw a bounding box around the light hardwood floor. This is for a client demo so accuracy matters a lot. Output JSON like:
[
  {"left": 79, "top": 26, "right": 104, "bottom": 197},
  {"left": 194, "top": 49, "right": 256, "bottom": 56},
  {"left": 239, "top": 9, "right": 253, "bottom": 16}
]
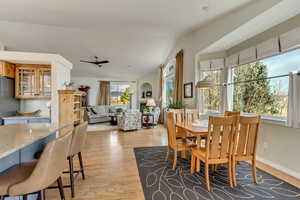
[{"left": 47, "top": 125, "right": 300, "bottom": 199}]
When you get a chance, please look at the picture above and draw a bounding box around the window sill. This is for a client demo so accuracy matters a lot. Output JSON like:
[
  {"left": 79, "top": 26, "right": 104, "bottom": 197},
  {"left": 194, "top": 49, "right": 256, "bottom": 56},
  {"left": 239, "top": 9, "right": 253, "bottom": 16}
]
[
  {"left": 202, "top": 111, "right": 288, "bottom": 127},
  {"left": 261, "top": 117, "right": 287, "bottom": 127}
]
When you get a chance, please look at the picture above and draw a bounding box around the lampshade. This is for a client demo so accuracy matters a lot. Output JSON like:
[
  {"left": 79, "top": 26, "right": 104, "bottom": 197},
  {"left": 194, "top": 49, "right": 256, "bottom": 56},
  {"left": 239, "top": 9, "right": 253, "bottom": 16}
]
[
  {"left": 146, "top": 98, "right": 156, "bottom": 107},
  {"left": 196, "top": 80, "right": 215, "bottom": 89}
]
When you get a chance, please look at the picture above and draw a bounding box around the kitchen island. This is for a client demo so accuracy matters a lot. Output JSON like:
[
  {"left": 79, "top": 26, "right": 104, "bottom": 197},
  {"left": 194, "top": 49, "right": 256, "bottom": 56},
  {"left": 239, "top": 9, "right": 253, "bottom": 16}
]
[{"left": 0, "top": 123, "right": 67, "bottom": 199}]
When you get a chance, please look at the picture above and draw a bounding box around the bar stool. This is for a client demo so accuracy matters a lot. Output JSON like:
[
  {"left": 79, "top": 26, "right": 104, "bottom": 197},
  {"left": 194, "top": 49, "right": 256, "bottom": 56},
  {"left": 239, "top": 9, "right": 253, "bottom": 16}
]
[
  {"left": 65, "top": 121, "right": 88, "bottom": 198},
  {"left": 0, "top": 131, "right": 73, "bottom": 200}
]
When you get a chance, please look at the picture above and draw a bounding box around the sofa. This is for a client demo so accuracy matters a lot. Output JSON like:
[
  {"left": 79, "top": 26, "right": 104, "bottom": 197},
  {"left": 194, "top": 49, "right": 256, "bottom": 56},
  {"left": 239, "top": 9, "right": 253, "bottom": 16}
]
[
  {"left": 86, "top": 106, "right": 110, "bottom": 124},
  {"left": 117, "top": 111, "right": 142, "bottom": 131},
  {"left": 86, "top": 105, "right": 130, "bottom": 124}
]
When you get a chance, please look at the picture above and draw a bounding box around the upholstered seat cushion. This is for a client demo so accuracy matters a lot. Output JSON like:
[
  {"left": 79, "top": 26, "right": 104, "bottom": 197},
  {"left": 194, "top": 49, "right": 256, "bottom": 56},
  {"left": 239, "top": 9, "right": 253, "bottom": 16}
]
[
  {"left": 0, "top": 162, "right": 36, "bottom": 195},
  {"left": 89, "top": 113, "right": 108, "bottom": 118}
]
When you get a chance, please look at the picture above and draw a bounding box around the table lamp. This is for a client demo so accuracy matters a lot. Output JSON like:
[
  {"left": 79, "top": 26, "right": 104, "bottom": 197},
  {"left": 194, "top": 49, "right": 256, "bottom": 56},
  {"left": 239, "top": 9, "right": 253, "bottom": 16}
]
[{"left": 146, "top": 98, "right": 156, "bottom": 112}]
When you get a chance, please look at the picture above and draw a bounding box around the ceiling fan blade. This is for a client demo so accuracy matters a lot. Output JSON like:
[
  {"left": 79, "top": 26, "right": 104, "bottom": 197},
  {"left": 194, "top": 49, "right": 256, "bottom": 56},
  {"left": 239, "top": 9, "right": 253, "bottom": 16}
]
[
  {"left": 96, "top": 60, "right": 109, "bottom": 64},
  {"left": 80, "top": 60, "right": 95, "bottom": 64}
]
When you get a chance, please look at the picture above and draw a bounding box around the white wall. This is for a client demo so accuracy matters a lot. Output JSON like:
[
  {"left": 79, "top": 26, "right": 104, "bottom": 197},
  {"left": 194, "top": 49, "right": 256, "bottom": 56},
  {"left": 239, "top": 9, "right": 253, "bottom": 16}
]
[
  {"left": 164, "top": 0, "right": 282, "bottom": 108},
  {"left": 137, "top": 69, "right": 160, "bottom": 104},
  {"left": 51, "top": 60, "right": 72, "bottom": 124},
  {"left": 20, "top": 99, "right": 50, "bottom": 116},
  {"left": 257, "top": 124, "right": 300, "bottom": 178},
  {"left": 71, "top": 77, "right": 100, "bottom": 106}
]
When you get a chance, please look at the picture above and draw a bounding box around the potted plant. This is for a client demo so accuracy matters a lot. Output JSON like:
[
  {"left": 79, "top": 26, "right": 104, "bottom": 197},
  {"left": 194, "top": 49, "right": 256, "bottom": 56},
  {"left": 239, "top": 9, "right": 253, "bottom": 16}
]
[
  {"left": 164, "top": 101, "right": 186, "bottom": 126},
  {"left": 166, "top": 101, "right": 186, "bottom": 110},
  {"left": 116, "top": 108, "right": 124, "bottom": 114}
]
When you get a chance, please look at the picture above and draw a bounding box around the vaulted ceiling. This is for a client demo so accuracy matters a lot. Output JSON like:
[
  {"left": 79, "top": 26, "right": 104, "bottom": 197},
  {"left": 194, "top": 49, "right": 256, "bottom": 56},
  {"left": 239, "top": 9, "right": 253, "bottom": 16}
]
[{"left": 0, "top": 0, "right": 252, "bottom": 79}]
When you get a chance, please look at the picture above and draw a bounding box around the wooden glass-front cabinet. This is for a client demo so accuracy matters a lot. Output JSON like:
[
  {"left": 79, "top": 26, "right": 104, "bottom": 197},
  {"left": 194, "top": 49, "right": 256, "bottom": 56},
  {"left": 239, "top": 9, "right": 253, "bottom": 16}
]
[{"left": 15, "top": 64, "right": 51, "bottom": 99}]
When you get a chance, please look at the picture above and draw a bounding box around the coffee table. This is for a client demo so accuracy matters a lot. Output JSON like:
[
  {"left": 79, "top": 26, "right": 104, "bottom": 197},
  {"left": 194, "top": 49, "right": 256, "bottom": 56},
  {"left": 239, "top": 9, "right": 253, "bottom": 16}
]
[{"left": 109, "top": 113, "right": 118, "bottom": 125}]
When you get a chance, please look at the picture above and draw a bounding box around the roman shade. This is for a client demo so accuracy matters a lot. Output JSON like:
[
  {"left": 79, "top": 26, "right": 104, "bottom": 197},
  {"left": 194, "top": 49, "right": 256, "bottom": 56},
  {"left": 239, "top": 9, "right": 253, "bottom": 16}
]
[
  {"left": 256, "top": 37, "right": 280, "bottom": 59},
  {"left": 199, "top": 60, "right": 211, "bottom": 71},
  {"left": 225, "top": 54, "right": 238, "bottom": 68},
  {"left": 280, "top": 27, "right": 300, "bottom": 52},
  {"left": 239, "top": 47, "right": 256, "bottom": 65},
  {"left": 210, "top": 58, "right": 224, "bottom": 70}
]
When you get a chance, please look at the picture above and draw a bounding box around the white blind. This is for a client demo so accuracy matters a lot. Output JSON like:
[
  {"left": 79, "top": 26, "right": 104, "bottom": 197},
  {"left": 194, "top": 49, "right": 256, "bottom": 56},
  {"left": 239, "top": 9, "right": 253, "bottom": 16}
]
[
  {"left": 257, "top": 37, "right": 280, "bottom": 59},
  {"left": 210, "top": 58, "right": 224, "bottom": 70},
  {"left": 280, "top": 27, "right": 300, "bottom": 52},
  {"left": 239, "top": 47, "right": 256, "bottom": 65},
  {"left": 225, "top": 54, "right": 238, "bottom": 68},
  {"left": 199, "top": 60, "right": 211, "bottom": 71}
]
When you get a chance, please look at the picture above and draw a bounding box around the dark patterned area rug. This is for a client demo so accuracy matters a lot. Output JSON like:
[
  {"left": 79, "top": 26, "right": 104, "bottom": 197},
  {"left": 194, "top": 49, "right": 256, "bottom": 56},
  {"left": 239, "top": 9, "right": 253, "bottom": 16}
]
[{"left": 134, "top": 146, "right": 300, "bottom": 200}]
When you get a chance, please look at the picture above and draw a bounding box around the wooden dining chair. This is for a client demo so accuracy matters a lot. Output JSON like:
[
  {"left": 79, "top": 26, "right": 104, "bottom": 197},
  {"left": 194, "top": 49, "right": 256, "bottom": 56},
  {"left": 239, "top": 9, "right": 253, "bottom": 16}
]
[
  {"left": 185, "top": 109, "right": 200, "bottom": 124},
  {"left": 169, "top": 109, "right": 186, "bottom": 139},
  {"left": 232, "top": 115, "right": 261, "bottom": 187},
  {"left": 224, "top": 111, "right": 241, "bottom": 116},
  {"left": 191, "top": 116, "right": 235, "bottom": 191},
  {"left": 211, "top": 110, "right": 241, "bottom": 172},
  {"left": 165, "top": 112, "right": 196, "bottom": 170}
]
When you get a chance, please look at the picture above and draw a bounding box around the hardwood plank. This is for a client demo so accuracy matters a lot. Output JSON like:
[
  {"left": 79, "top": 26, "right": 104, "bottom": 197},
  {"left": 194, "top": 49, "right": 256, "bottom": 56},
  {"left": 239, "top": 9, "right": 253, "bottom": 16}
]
[
  {"left": 46, "top": 124, "right": 300, "bottom": 199},
  {"left": 46, "top": 125, "right": 167, "bottom": 200}
]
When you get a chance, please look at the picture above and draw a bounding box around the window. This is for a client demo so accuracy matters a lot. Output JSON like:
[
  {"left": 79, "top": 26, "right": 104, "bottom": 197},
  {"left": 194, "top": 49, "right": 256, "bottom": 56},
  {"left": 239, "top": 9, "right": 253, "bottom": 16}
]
[
  {"left": 201, "top": 70, "right": 222, "bottom": 113},
  {"left": 232, "top": 48, "right": 300, "bottom": 119},
  {"left": 110, "top": 84, "right": 131, "bottom": 105},
  {"left": 163, "top": 60, "right": 176, "bottom": 106}
]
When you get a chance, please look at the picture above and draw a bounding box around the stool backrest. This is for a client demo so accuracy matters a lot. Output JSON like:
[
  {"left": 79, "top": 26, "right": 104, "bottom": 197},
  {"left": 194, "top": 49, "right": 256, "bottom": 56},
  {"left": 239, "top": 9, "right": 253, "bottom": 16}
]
[
  {"left": 69, "top": 121, "right": 88, "bottom": 156},
  {"left": 9, "top": 131, "right": 73, "bottom": 195}
]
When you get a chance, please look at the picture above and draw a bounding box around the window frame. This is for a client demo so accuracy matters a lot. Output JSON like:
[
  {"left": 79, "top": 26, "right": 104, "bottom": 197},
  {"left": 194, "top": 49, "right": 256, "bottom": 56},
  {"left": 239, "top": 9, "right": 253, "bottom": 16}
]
[
  {"left": 196, "top": 48, "right": 300, "bottom": 126},
  {"left": 162, "top": 59, "right": 176, "bottom": 107},
  {"left": 110, "top": 83, "right": 131, "bottom": 106},
  {"left": 228, "top": 49, "right": 299, "bottom": 123},
  {"left": 199, "top": 69, "right": 224, "bottom": 114}
]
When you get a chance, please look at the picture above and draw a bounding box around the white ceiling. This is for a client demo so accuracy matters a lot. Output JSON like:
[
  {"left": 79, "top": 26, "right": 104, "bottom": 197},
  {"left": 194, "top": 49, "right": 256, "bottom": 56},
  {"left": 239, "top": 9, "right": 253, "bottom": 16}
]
[
  {"left": 201, "top": 0, "right": 300, "bottom": 54},
  {"left": 0, "top": 0, "right": 252, "bottom": 79}
]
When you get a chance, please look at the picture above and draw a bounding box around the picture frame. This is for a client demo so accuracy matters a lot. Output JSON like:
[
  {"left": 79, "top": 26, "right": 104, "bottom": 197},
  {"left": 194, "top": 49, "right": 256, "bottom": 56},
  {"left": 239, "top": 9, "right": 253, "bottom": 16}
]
[{"left": 184, "top": 82, "right": 193, "bottom": 98}]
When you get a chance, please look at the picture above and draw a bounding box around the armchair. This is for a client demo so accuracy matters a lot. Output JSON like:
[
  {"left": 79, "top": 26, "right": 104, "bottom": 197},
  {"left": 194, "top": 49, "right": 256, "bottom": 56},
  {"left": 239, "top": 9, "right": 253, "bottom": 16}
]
[{"left": 117, "top": 111, "right": 142, "bottom": 131}]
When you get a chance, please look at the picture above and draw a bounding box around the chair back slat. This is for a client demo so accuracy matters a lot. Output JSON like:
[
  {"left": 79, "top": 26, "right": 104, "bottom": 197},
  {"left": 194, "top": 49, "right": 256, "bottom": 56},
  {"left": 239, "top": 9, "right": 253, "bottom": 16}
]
[
  {"left": 185, "top": 109, "right": 199, "bottom": 124},
  {"left": 220, "top": 123, "right": 232, "bottom": 158},
  {"left": 166, "top": 112, "right": 178, "bottom": 148},
  {"left": 206, "top": 116, "right": 235, "bottom": 160},
  {"left": 235, "top": 116, "right": 260, "bottom": 157}
]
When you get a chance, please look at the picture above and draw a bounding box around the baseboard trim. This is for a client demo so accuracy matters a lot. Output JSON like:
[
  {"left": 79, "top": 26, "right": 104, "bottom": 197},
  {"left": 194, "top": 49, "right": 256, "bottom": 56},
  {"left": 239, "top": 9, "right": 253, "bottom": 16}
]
[{"left": 256, "top": 156, "right": 300, "bottom": 179}]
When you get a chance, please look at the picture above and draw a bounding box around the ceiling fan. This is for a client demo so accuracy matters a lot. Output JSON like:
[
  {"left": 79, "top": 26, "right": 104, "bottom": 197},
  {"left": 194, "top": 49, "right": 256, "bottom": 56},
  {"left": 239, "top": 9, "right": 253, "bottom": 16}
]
[{"left": 80, "top": 56, "right": 109, "bottom": 68}]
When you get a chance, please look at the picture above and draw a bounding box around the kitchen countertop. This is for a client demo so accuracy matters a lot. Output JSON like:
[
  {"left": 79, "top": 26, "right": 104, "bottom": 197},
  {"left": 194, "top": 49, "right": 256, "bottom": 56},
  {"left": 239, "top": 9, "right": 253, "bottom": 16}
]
[{"left": 0, "top": 123, "right": 65, "bottom": 159}]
